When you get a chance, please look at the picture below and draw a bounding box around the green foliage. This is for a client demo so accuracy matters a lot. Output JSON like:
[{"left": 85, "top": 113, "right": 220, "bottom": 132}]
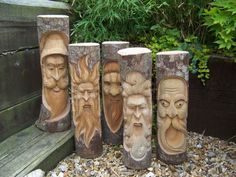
[
  {"left": 151, "top": 0, "right": 212, "bottom": 42},
  {"left": 139, "top": 27, "right": 211, "bottom": 85},
  {"left": 70, "top": 0, "right": 155, "bottom": 42},
  {"left": 203, "top": 0, "right": 236, "bottom": 52}
]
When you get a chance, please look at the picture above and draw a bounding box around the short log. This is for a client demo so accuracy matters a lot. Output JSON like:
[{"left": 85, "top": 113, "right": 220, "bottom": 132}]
[
  {"left": 118, "top": 47, "right": 152, "bottom": 169},
  {"left": 68, "top": 43, "right": 103, "bottom": 158},
  {"left": 35, "top": 15, "right": 70, "bottom": 132},
  {"left": 156, "top": 51, "right": 189, "bottom": 164},
  {"left": 101, "top": 41, "right": 129, "bottom": 145}
]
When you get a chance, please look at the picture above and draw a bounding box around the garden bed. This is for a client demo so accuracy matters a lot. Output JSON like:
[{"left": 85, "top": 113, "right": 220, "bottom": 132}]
[{"left": 46, "top": 132, "right": 235, "bottom": 177}]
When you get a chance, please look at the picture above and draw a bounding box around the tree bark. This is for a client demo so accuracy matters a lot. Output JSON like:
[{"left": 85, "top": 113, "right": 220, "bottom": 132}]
[
  {"left": 118, "top": 47, "right": 152, "bottom": 169},
  {"left": 68, "top": 43, "right": 102, "bottom": 158},
  {"left": 35, "top": 15, "right": 70, "bottom": 132},
  {"left": 156, "top": 51, "right": 189, "bottom": 164},
  {"left": 101, "top": 41, "right": 129, "bottom": 145}
]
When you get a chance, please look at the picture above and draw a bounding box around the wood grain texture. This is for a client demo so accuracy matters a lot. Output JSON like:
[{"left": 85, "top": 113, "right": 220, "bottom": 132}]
[
  {"left": 188, "top": 56, "right": 236, "bottom": 142},
  {"left": 0, "top": 49, "right": 41, "bottom": 111},
  {"left": 0, "top": 95, "right": 41, "bottom": 142},
  {"left": 101, "top": 41, "right": 129, "bottom": 145},
  {"left": 156, "top": 51, "right": 189, "bottom": 164},
  {"left": 0, "top": 0, "right": 69, "bottom": 53},
  {"left": 36, "top": 15, "right": 70, "bottom": 132},
  {"left": 0, "top": 125, "right": 74, "bottom": 177},
  {"left": 118, "top": 47, "right": 152, "bottom": 169},
  {"left": 69, "top": 43, "right": 102, "bottom": 158}
]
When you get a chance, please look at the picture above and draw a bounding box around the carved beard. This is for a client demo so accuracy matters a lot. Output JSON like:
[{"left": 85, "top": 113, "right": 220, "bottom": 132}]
[
  {"left": 43, "top": 74, "right": 69, "bottom": 119},
  {"left": 104, "top": 93, "right": 123, "bottom": 133},
  {"left": 124, "top": 114, "right": 151, "bottom": 161},
  {"left": 158, "top": 116, "right": 187, "bottom": 155},
  {"left": 74, "top": 97, "right": 100, "bottom": 148}
]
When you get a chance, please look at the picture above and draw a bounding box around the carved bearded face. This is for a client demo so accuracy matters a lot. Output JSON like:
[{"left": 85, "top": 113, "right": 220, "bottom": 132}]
[
  {"left": 123, "top": 72, "right": 152, "bottom": 161},
  {"left": 42, "top": 54, "right": 69, "bottom": 119},
  {"left": 70, "top": 56, "right": 100, "bottom": 148},
  {"left": 157, "top": 77, "right": 188, "bottom": 155},
  {"left": 103, "top": 61, "right": 123, "bottom": 133}
]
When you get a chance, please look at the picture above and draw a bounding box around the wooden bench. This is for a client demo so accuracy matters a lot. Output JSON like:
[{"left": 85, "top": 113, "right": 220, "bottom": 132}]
[{"left": 0, "top": 125, "right": 74, "bottom": 177}]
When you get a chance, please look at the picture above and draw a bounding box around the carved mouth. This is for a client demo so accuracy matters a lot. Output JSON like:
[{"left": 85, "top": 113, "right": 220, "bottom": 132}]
[
  {"left": 133, "top": 123, "right": 142, "bottom": 127},
  {"left": 83, "top": 104, "right": 91, "bottom": 110},
  {"left": 53, "top": 86, "right": 60, "bottom": 92}
]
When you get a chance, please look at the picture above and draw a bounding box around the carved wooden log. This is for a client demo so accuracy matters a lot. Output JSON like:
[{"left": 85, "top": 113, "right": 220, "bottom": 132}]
[
  {"left": 68, "top": 43, "right": 102, "bottom": 158},
  {"left": 101, "top": 41, "right": 129, "bottom": 145},
  {"left": 35, "top": 15, "right": 70, "bottom": 132},
  {"left": 118, "top": 47, "right": 152, "bottom": 169},
  {"left": 156, "top": 51, "right": 189, "bottom": 164}
]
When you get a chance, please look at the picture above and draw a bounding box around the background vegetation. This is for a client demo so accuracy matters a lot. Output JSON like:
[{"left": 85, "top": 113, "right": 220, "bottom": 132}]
[{"left": 64, "top": 0, "right": 235, "bottom": 84}]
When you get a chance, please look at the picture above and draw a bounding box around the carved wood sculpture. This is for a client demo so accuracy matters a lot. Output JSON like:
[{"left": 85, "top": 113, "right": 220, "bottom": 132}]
[
  {"left": 35, "top": 15, "right": 70, "bottom": 132},
  {"left": 101, "top": 41, "right": 129, "bottom": 145},
  {"left": 68, "top": 43, "right": 102, "bottom": 158},
  {"left": 118, "top": 48, "right": 152, "bottom": 169},
  {"left": 156, "top": 51, "right": 189, "bottom": 164}
]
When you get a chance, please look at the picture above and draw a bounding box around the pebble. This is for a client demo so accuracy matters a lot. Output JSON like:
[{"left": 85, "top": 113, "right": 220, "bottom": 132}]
[{"left": 46, "top": 132, "right": 236, "bottom": 177}]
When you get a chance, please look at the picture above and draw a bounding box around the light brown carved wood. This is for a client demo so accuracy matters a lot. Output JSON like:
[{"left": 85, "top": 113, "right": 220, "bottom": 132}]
[
  {"left": 102, "top": 41, "right": 129, "bottom": 145},
  {"left": 156, "top": 51, "right": 189, "bottom": 164},
  {"left": 36, "top": 15, "right": 70, "bottom": 132},
  {"left": 69, "top": 43, "right": 102, "bottom": 158},
  {"left": 118, "top": 47, "right": 152, "bottom": 169}
]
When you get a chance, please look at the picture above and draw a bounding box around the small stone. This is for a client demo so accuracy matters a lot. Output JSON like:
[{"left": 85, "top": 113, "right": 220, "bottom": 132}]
[
  {"left": 145, "top": 172, "right": 155, "bottom": 177},
  {"left": 147, "top": 167, "right": 153, "bottom": 171},
  {"left": 94, "top": 161, "right": 99, "bottom": 166},
  {"left": 208, "top": 151, "right": 216, "bottom": 158},
  {"left": 58, "top": 163, "right": 68, "bottom": 172}
]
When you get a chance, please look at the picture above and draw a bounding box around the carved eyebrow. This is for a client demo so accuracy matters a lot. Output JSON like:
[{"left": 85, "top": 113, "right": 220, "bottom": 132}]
[{"left": 159, "top": 94, "right": 171, "bottom": 100}]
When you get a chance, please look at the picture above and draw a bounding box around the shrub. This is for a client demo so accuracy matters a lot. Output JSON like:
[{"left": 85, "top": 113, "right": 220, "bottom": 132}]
[
  {"left": 70, "top": 0, "right": 156, "bottom": 42},
  {"left": 203, "top": 0, "right": 236, "bottom": 52}
]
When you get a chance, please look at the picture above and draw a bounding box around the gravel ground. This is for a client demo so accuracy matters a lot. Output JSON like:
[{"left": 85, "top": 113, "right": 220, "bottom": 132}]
[{"left": 46, "top": 132, "right": 236, "bottom": 177}]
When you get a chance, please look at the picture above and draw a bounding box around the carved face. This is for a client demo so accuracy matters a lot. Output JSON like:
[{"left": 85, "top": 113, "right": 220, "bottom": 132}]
[
  {"left": 157, "top": 77, "right": 188, "bottom": 155},
  {"left": 70, "top": 55, "right": 100, "bottom": 148},
  {"left": 43, "top": 54, "right": 68, "bottom": 92},
  {"left": 122, "top": 71, "right": 152, "bottom": 161},
  {"left": 124, "top": 94, "right": 151, "bottom": 161},
  {"left": 42, "top": 54, "right": 69, "bottom": 119},
  {"left": 103, "top": 61, "right": 123, "bottom": 133}
]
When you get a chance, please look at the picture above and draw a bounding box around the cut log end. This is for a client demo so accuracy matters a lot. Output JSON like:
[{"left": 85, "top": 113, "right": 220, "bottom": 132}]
[
  {"left": 118, "top": 47, "right": 151, "bottom": 56},
  {"left": 156, "top": 50, "right": 189, "bottom": 55}
]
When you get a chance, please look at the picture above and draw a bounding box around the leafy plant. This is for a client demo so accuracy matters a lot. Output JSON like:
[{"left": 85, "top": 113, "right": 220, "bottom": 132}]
[
  {"left": 70, "top": 0, "right": 156, "bottom": 42},
  {"left": 203, "top": 0, "right": 236, "bottom": 52},
  {"left": 139, "top": 27, "right": 211, "bottom": 85}
]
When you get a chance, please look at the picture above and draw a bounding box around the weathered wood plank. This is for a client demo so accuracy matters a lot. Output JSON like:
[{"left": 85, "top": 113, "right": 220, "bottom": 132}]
[
  {"left": 0, "top": 125, "right": 74, "bottom": 177},
  {"left": 0, "top": 95, "right": 41, "bottom": 142},
  {"left": 0, "top": 49, "right": 41, "bottom": 111},
  {"left": 188, "top": 56, "right": 236, "bottom": 142},
  {"left": 0, "top": 0, "right": 69, "bottom": 52}
]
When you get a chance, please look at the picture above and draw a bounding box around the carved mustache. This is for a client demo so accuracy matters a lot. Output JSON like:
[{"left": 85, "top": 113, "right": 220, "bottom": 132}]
[
  {"left": 43, "top": 76, "right": 68, "bottom": 90},
  {"left": 159, "top": 116, "right": 187, "bottom": 135}
]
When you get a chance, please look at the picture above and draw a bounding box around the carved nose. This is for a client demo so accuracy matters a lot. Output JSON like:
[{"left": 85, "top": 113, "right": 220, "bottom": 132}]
[
  {"left": 54, "top": 68, "right": 60, "bottom": 81},
  {"left": 168, "top": 104, "right": 177, "bottom": 118},
  {"left": 134, "top": 107, "right": 141, "bottom": 119},
  {"left": 83, "top": 91, "right": 89, "bottom": 101}
]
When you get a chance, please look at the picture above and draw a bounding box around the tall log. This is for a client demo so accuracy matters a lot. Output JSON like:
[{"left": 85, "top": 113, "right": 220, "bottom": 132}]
[
  {"left": 156, "top": 51, "right": 189, "bottom": 164},
  {"left": 101, "top": 41, "right": 129, "bottom": 145},
  {"left": 118, "top": 47, "right": 152, "bottom": 169},
  {"left": 35, "top": 15, "right": 70, "bottom": 132},
  {"left": 68, "top": 43, "right": 102, "bottom": 158}
]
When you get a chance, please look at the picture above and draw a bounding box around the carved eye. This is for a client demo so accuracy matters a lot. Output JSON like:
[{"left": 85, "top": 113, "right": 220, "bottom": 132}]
[
  {"left": 160, "top": 99, "right": 169, "bottom": 107},
  {"left": 175, "top": 100, "right": 185, "bottom": 108},
  {"left": 59, "top": 67, "right": 64, "bottom": 70}
]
